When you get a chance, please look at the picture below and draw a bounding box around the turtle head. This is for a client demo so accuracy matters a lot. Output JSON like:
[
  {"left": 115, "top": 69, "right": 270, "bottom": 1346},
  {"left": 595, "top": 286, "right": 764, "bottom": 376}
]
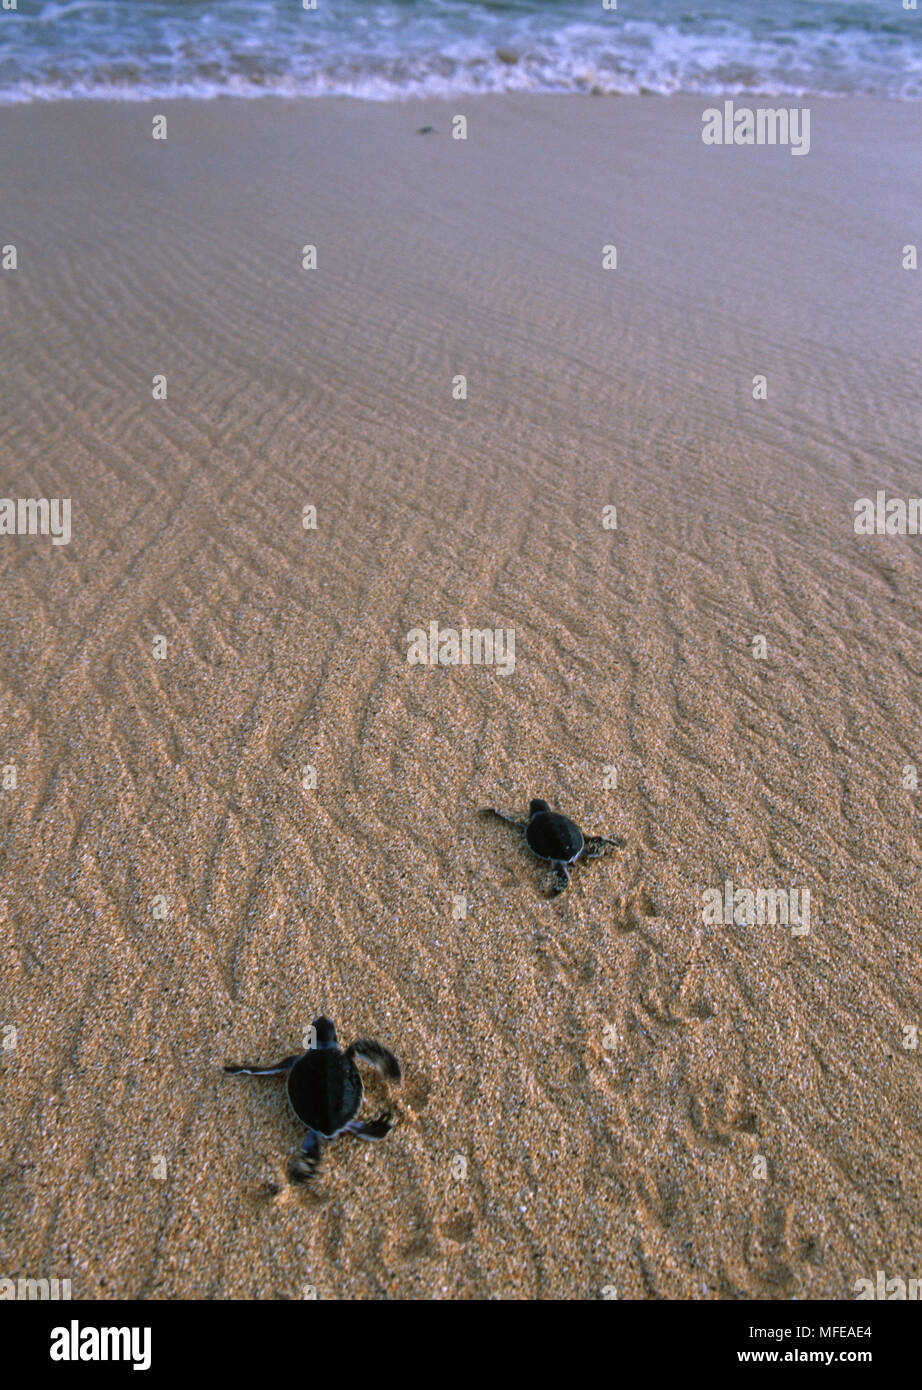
[
  {"left": 529, "top": 799, "right": 551, "bottom": 818},
  {"left": 311, "top": 1016, "right": 338, "bottom": 1049}
]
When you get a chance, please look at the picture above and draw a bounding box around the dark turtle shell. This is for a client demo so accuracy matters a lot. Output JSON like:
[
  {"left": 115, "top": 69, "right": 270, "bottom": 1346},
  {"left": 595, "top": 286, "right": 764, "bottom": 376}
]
[
  {"left": 287, "top": 1049, "right": 363, "bottom": 1137},
  {"left": 525, "top": 809, "right": 584, "bottom": 863}
]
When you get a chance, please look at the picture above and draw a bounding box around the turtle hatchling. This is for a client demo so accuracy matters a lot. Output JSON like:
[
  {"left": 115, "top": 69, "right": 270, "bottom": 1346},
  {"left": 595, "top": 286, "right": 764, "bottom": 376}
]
[
  {"left": 224, "top": 1016, "right": 402, "bottom": 1182},
  {"left": 481, "top": 798, "right": 625, "bottom": 898}
]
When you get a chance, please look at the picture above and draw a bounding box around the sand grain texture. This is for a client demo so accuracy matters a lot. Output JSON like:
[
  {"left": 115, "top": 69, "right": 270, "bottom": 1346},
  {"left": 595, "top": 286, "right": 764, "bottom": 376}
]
[{"left": 1, "top": 96, "right": 921, "bottom": 1299}]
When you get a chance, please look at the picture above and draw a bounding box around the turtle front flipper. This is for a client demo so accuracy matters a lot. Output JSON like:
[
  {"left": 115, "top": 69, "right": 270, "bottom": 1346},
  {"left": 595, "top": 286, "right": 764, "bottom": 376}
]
[
  {"left": 480, "top": 807, "right": 527, "bottom": 831},
  {"left": 548, "top": 862, "right": 571, "bottom": 897},
  {"left": 582, "top": 834, "right": 625, "bottom": 860},
  {"left": 345, "top": 1039, "right": 402, "bottom": 1082},
  {"left": 223, "top": 1054, "right": 300, "bottom": 1076},
  {"left": 288, "top": 1129, "right": 323, "bottom": 1183},
  {"left": 345, "top": 1113, "right": 395, "bottom": 1140}
]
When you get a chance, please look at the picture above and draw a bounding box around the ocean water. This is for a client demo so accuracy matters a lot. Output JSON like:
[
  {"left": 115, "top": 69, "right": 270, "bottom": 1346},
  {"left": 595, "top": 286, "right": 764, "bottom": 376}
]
[{"left": 0, "top": 0, "right": 919, "bottom": 103}]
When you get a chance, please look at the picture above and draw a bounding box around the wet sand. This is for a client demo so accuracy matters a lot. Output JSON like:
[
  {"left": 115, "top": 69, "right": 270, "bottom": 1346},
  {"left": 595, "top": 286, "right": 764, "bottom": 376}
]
[{"left": 1, "top": 94, "right": 921, "bottom": 1298}]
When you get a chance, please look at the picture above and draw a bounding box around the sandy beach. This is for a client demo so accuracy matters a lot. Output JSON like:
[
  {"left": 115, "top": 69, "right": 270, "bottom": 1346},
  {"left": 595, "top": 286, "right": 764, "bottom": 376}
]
[{"left": 1, "top": 93, "right": 921, "bottom": 1299}]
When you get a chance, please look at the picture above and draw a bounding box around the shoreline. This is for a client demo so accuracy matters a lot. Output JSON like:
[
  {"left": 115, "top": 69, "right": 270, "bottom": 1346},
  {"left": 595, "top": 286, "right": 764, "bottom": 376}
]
[{"left": 1, "top": 86, "right": 918, "bottom": 105}]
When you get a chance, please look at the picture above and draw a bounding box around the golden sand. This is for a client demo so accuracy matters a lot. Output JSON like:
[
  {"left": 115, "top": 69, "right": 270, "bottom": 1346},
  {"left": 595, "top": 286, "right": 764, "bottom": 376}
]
[{"left": 1, "top": 95, "right": 921, "bottom": 1299}]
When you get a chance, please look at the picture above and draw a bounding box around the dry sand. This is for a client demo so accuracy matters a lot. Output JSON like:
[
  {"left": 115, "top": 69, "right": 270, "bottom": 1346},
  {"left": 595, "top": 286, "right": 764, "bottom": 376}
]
[{"left": 1, "top": 94, "right": 921, "bottom": 1300}]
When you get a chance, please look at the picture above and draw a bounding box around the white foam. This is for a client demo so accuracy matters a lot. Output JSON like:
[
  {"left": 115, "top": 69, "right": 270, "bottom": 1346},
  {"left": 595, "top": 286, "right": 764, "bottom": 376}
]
[{"left": 0, "top": 0, "right": 919, "bottom": 102}]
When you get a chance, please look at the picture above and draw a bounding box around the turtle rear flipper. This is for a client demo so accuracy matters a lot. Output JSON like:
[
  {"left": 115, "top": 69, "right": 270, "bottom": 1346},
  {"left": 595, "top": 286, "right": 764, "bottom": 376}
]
[
  {"left": 345, "top": 1039, "right": 402, "bottom": 1083},
  {"left": 582, "top": 834, "right": 624, "bottom": 860},
  {"left": 224, "top": 1055, "right": 299, "bottom": 1076},
  {"left": 346, "top": 1113, "right": 395, "bottom": 1140},
  {"left": 288, "top": 1129, "right": 323, "bottom": 1184},
  {"left": 548, "top": 862, "right": 571, "bottom": 897}
]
